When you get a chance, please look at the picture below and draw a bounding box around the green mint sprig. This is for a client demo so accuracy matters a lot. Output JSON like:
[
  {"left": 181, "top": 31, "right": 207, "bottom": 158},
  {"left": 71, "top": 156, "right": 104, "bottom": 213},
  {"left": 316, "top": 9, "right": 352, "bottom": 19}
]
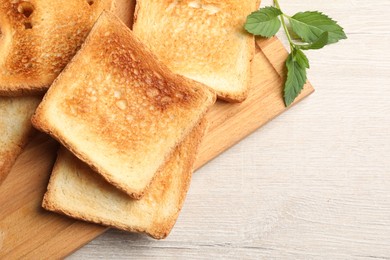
[{"left": 244, "top": 0, "right": 346, "bottom": 106}]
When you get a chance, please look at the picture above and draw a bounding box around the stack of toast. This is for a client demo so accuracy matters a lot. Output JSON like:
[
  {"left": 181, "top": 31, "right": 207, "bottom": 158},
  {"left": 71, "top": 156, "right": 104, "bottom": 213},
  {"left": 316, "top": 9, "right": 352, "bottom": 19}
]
[
  {"left": 0, "top": 0, "right": 135, "bottom": 184},
  {"left": 0, "top": 0, "right": 259, "bottom": 238}
]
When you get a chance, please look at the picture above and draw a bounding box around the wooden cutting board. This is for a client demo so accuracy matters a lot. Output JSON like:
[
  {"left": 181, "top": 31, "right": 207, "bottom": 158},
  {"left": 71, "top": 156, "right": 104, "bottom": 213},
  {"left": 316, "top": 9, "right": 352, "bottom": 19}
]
[{"left": 0, "top": 37, "right": 314, "bottom": 259}]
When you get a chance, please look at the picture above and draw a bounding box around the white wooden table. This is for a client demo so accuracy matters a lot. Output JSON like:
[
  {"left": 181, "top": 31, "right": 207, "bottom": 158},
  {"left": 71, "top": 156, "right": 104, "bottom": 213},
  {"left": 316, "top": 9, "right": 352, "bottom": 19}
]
[{"left": 69, "top": 1, "right": 390, "bottom": 258}]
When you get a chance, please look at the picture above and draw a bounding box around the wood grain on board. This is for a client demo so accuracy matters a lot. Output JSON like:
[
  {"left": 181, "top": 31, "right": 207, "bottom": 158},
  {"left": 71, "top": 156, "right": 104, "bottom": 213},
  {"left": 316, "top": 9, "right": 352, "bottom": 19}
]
[{"left": 0, "top": 37, "right": 314, "bottom": 259}]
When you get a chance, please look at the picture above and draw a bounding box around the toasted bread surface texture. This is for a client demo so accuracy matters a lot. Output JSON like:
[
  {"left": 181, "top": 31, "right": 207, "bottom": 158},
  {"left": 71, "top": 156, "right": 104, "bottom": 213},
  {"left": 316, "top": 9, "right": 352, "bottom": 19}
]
[
  {"left": 43, "top": 119, "right": 206, "bottom": 239},
  {"left": 0, "top": 96, "right": 41, "bottom": 184},
  {"left": 32, "top": 11, "right": 215, "bottom": 198},
  {"left": 0, "top": 0, "right": 133, "bottom": 95},
  {"left": 133, "top": 0, "right": 258, "bottom": 102},
  {"left": 112, "top": 0, "right": 136, "bottom": 29},
  {"left": 0, "top": 0, "right": 133, "bottom": 180}
]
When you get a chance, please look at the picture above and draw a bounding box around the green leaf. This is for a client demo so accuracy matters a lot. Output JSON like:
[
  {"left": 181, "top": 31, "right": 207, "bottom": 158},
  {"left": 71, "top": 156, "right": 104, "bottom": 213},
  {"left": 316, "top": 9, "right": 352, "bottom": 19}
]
[
  {"left": 287, "top": 26, "right": 302, "bottom": 41},
  {"left": 298, "top": 31, "right": 329, "bottom": 50},
  {"left": 244, "top": 6, "right": 282, "bottom": 38},
  {"left": 289, "top": 11, "right": 347, "bottom": 44},
  {"left": 284, "top": 49, "right": 309, "bottom": 106},
  {"left": 294, "top": 48, "right": 310, "bottom": 68}
]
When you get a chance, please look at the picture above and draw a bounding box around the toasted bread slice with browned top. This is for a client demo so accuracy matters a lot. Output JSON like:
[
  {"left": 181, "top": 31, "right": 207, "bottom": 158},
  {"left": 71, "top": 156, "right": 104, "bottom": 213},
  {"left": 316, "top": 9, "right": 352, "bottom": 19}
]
[
  {"left": 32, "top": 11, "right": 216, "bottom": 198},
  {"left": 43, "top": 119, "right": 206, "bottom": 239},
  {"left": 0, "top": 0, "right": 134, "bottom": 185},
  {"left": 133, "top": 0, "right": 260, "bottom": 102},
  {"left": 0, "top": 0, "right": 134, "bottom": 95},
  {"left": 0, "top": 96, "right": 41, "bottom": 184}
]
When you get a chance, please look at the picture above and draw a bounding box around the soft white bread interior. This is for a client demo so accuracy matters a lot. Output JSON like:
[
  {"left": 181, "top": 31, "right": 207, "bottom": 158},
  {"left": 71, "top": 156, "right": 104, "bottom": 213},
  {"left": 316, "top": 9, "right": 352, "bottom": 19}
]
[
  {"left": 133, "top": 0, "right": 260, "bottom": 102},
  {"left": 0, "top": 96, "right": 41, "bottom": 184},
  {"left": 32, "top": 11, "right": 216, "bottom": 198},
  {"left": 0, "top": 0, "right": 134, "bottom": 95},
  {"left": 43, "top": 119, "right": 206, "bottom": 239}
]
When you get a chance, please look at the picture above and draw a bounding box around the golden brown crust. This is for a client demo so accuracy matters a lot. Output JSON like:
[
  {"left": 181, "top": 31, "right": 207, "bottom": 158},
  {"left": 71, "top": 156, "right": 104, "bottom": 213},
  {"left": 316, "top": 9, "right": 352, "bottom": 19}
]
[
  {"left": 0, "top": 0, "right": 131, "bottom": 95},
  {"left": 111, "top": 0, "right": 136, "bottom": 29},
  {"left": 149, "top": 118, "right": 207, "bottom": 238},
  {"left": 32, "top": 11, "right": 216, "bottom": 198},
  {"left": 132, "top": 0, "right": 258, "bottom": 102},
  {"left": 42, "top": 119, "right": 208, "bottom": 239}
]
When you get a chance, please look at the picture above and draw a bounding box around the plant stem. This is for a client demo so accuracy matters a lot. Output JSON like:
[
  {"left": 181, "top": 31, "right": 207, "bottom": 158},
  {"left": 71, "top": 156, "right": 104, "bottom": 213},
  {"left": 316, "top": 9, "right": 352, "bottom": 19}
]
[
  {"left": 273, "top": 0, "right": 281, "bottom": 10},
  {"left": 273, "top": 0, "right": 295, "bottom": 51}
]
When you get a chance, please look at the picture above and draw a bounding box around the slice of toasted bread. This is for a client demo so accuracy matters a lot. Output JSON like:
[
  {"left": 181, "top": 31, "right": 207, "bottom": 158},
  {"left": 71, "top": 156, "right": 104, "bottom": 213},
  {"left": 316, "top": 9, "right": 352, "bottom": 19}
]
[
  {"left": 43, "top": 119, "right": 206, "bottom": 239},
  {"left": 0, "top": 0, "right": 134, "bottom": 183},
  {"left": 132, "top": 0, "right": 260, "bottom": 102},
  {"left": 32, "top": 11, "right": 216, "bottom": 198},
  {"left": 0, "top": 96, "right": 41, "bottom": 185},
  {"left": 0, "top": 0, "right": 134, "bottom": 95}
]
